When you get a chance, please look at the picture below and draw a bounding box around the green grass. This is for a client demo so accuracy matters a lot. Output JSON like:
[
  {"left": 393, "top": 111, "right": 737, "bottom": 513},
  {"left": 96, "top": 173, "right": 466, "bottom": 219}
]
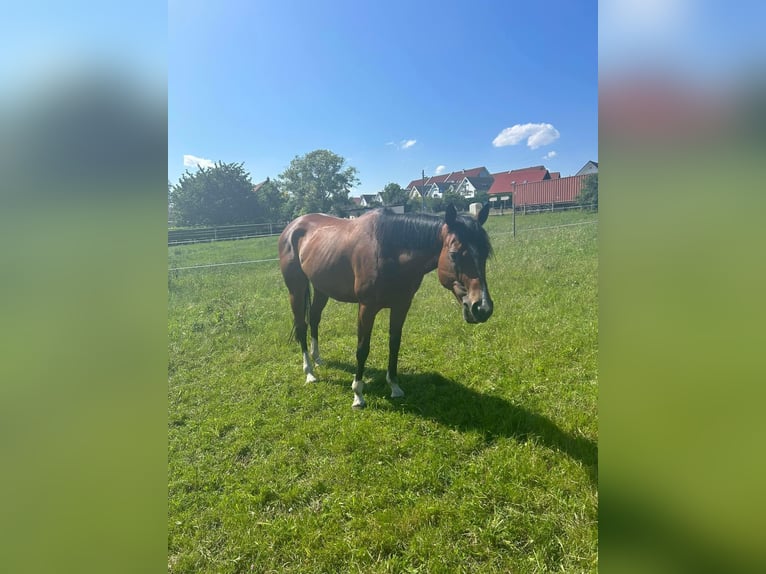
[{"left": 168, "top": 209, "right": 598, "bottom": 573}]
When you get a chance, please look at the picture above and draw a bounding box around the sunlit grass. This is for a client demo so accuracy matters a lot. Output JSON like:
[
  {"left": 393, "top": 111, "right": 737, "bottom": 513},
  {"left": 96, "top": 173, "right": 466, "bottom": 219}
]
[{"left": 168, "top": 209, "right": 598, "bottom": 573}]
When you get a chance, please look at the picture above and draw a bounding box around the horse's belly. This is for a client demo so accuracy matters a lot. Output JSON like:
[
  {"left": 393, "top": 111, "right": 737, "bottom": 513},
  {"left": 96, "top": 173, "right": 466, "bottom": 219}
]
[
  {"left": 310, "top": 269, "right": 358, "bottom": 302},
  {"left": 298, "top": 225, "right": 380, "bottom": 303},
  {"left": 300, "top": 251, "right": 358, "bottom": 302}
]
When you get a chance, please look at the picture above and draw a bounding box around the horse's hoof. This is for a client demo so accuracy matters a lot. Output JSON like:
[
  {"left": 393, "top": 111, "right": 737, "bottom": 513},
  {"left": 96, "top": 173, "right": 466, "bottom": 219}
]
[
  {"left": 306, "top": 373, "right": 317, "bottom": 383},
  {"left": 351, "top": 398, "right": 366, "bottom": 409}
]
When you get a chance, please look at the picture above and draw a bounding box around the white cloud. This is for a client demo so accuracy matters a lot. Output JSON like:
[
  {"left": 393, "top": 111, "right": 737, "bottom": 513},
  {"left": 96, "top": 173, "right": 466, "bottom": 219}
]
[
  {"left": 543, "top": 150, "right": 557, "bottom": 159},
  {"left": 492, "top": 123, "right": 560, "bottom": 150},
  {"left": 183, "top": 154, "right": 214, "bottom": 169},
  {"left": 434, "top": 165, "right": 446, "bottom": 175},
  {"left": 400, "top": 139, "right": 416, "bottom": 149}
]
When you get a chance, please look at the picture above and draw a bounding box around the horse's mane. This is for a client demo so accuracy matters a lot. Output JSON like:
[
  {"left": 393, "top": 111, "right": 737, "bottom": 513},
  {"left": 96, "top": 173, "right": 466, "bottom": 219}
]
[
  {"left": 373, "top": 209, "right": 443, "bottom": 255},
  {"left": 372, "top": 208, "right": 493, "bottom": 259}
]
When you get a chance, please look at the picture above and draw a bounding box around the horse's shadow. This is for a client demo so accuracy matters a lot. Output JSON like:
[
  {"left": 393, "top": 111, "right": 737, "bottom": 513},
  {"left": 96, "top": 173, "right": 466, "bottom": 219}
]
[{"left": 323, "top": 360, "right": 597, "bottom": 487}]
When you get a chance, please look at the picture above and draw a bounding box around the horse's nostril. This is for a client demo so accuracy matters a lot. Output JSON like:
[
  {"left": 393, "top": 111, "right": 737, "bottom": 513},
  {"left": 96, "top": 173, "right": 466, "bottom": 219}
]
[{"left": 471, "top": 299, "right": 493, "bottom": 322}]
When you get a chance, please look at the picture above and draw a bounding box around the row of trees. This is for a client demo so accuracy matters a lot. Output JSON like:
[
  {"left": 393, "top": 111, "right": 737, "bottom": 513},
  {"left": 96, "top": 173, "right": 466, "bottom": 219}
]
[
  {"left": 169, "top": 150, "right": 366, "bottom": 226},
  {"left": 168, "top": 148, "right": 597, "bottom": 227}
]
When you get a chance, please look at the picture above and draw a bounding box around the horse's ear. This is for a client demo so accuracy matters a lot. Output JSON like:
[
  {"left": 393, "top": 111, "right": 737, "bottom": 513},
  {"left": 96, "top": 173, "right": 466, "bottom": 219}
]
[
  {"left": 477, "top": 202, "right": 490, "bottom": 226},
  {"left": 445, "top": 203, "right": 457, "bottom": 227}
]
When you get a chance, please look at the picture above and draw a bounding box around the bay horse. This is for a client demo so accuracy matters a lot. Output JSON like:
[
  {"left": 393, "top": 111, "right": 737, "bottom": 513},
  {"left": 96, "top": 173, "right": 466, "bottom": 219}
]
[{"left": 278, "top": 203, "right": 493, "bottom": 409}]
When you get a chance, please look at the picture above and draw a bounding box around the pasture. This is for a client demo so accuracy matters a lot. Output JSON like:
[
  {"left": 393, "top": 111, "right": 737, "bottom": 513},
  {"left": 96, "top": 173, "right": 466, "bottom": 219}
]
[{"left": 168, "top": 209, "right": 598, "bottom": 573}]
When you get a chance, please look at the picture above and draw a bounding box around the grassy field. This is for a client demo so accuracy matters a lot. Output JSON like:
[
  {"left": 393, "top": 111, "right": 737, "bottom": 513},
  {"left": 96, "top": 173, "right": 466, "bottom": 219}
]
[{"left": 168, "top": 209, "right": 598, "bottom": 573}]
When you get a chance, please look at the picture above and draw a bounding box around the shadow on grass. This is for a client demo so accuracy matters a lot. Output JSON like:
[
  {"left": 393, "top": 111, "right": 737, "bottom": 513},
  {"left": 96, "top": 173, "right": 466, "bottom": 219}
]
[{"left": 324, "top": 360, "right": 597, "bottom": 487}]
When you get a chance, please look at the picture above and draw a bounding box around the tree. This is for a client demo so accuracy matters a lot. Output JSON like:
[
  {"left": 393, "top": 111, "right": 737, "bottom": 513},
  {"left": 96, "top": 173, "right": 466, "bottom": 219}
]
[
  {"left": 253, "top": 177, "right": 287, "bottom": 223},
  {"left": 442, "top": 189, "right": 469, "bottom": 212},
  {"left": 379, "top": 182, "right": 409, "bottom": 207},
  {"left": 577, "top": 173, "right": 598, "bottom": 211},
  {"left": 278, "top": 149, "right": 359, "bottom": 217},
  {"left": 170, "top": 161, "right": 258, "bottom": 226}
]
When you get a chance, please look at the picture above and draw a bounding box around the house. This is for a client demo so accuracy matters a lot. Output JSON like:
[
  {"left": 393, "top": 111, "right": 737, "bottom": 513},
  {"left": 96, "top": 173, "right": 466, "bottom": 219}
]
[
  {"left": 424, "top": 182, "right": 452, "bottom": 199},
  {"left": 575, "top": 161, "right": 598, "bottom": 176},
  {"left": 487, "top": 165, "right": 551, "bottom": 196},
  {"left": 359, "top": 193, "right": 382, "bottom": 207},
  {"left": 452, "top": 176, "right": 494, "bottom": 199},
  {"left": 405, "top": 167, "right": 492, "bottom": 199}
]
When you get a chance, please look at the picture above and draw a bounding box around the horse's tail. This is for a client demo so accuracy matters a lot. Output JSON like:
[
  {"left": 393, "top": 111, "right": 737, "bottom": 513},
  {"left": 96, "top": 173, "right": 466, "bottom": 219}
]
[
  {"left": 288, "top": 281, "right": 312, "bottom": 343},
  {"left": 281, "top": 222, "right": 312, "bottom": 343}
]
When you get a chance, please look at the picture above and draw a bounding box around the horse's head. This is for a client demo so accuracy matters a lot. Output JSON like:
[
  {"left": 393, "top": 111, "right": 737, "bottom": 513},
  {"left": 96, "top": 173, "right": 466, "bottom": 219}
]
[{"left": 437, "top": 203, "right": 494, "bottom": 323}]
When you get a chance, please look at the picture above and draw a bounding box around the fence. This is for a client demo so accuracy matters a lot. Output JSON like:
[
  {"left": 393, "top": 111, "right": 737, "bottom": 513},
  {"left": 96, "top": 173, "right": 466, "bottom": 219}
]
[
  {"left": 490, "top": 203, "right": 596, "bottom": 215},
  {"left": 168, "top": 222, "right": 287, "bottom": 246},
  {"left": 168, "top": 215, "right": 598, "bottom": 272}
]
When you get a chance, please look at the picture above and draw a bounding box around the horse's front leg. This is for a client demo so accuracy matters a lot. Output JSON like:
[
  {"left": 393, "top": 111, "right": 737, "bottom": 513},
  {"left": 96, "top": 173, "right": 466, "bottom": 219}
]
[
  {"left": 351, "top": 303, "right": 378, "bottom": 409},
  {"left": 386, "top": 301, "right": 411, "bottom": 399}
]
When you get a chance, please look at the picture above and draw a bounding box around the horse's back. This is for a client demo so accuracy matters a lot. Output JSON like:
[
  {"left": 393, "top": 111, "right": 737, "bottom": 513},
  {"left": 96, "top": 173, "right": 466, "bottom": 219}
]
[
  {"left": 279, "top": 213, "right": 375, "bottom": 302},
  {"left": 280, "top": 213, "right": 344, "bottom": 264}
]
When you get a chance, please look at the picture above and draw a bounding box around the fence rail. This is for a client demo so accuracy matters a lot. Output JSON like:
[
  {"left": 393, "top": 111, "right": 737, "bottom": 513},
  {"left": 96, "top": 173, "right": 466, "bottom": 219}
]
[
  {"left": 168, "top": 205, "right": 596, "bottom": 246},
  {"left": 489, "top": 202, "right": 596, "bottom": 215},
  {"left": 168, "top": 216, "right": 597, "bottom": 272},
  {"left": 168, "top": 222, "right": 288, "bottom": 246}
]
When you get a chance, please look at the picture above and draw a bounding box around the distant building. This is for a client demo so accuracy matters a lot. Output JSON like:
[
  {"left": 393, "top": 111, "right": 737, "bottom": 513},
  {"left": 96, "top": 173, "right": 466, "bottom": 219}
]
[
  {"left": 406, "top": 167, "right": 491, "bottom": 199},
  {"left": 487, "top": 165, "right": 551, "bottom": 196},
  {"left": 359, "top": 193, "right": 382, "bottom": 207},
  {"left": 575, "top": 161, "right": 598, "bottom": 176},
  {"left": 452, "top": 176, "right": 494, "bottom": 199},
  {"left": 489, "top": 174, "right": 589, "bottom": 210},
  {"left": 402, "top": 161, "right": 596, "bottom": 209}
]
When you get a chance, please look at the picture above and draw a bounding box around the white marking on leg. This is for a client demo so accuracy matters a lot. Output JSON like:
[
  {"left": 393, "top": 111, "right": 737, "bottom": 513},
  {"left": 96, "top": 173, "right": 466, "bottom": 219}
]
[
  {"left": 386, "top": 371, "right": 404, "bottom": 398},
  {"left": 311, "top": 337, "right": 322, "bottom": 365},
  {"left": 351, "top": 376, "right": 366, "bottom": 409},
  {"left": 303, "top": 351, "right": 317, "bottom": 383}
]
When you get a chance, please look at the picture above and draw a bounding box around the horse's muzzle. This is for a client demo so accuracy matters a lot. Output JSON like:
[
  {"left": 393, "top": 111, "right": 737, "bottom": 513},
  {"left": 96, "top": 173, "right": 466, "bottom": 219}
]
[{"left": 462, "top": 296, "right": 493, "bottom": 324}]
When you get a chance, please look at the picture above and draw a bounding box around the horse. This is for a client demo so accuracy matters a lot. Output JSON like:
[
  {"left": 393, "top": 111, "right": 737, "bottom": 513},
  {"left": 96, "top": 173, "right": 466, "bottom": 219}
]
[{"left": 278, "top": 203, "right": 493, "bottom": 409}]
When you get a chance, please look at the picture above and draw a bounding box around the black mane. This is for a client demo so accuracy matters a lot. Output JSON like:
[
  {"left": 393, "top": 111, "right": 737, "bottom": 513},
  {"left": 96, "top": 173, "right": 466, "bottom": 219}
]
[
  {"left": 374, "top": 209, "right": 443, "bottom": 256},
  {"left": 373, "top": 208, "right": 493, "bottom": 259}
]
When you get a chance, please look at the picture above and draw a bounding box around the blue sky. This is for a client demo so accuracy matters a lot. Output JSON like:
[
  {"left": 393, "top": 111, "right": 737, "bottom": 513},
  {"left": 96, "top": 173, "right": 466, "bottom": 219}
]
[{"left": 169, "top": 0, "right": 597, "bottom": 195}]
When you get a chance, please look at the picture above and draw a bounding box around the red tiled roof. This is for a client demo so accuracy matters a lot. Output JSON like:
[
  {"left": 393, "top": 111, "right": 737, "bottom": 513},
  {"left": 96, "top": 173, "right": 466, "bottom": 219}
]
[
  {"left": 406, "top": 167, "right": 487, "bottom": 189},
  {"left": 488, "top": 166, "right": 550, "bottom": 195},
  {"left": 549, "top": 172, "right": 561, "bottom": 179}
]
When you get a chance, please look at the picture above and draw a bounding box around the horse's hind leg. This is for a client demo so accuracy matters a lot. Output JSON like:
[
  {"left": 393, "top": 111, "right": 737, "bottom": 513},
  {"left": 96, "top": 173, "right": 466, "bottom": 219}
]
[
  {"left": 351, "top": 303, "right": 378, "bottom": 409},
  {"left": 289, "top": 288, "right": 317, "bottom": 383},
  {"left": 309, "top": 289, "right": 329, "bottom": 365},
  {"left": 284, "top": 273, "right": 316, "bottom": 383}
]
